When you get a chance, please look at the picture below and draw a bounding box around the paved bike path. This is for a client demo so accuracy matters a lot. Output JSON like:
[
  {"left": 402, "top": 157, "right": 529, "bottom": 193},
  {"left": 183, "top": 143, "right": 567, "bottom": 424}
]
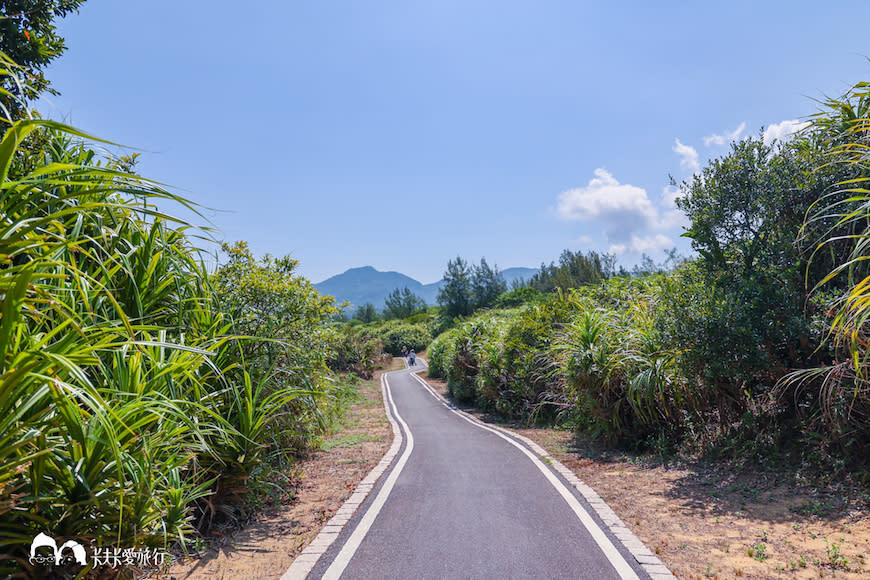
[{"left": 305, "top": 365, "right": 653, "bottom": 579}]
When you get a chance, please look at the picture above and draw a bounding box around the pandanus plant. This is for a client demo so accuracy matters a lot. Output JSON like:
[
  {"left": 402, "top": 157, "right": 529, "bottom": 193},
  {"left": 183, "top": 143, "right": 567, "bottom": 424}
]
[{"left": 0, "top": 52, "right": 335, "bottom": 577}]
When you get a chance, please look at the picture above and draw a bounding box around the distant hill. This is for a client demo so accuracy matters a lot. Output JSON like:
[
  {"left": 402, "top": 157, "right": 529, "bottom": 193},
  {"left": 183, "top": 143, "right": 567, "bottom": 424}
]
[{"left": 314, "top": 266, "right": 538, "bottom": 312}]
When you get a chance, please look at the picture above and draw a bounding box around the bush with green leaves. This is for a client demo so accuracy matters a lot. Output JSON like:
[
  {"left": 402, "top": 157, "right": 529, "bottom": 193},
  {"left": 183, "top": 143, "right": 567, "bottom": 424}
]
[
  {"left": 660, "top": 130, "right": 860, "bottom": 426},
  {"left": 493, "top": 286, "right": 547, "bottom": 308},
  {"left": 557, "top": 278, "right": 688, "bottom": 444},
  {"left": 377, "top": 321, "right": 430, "bottom": 355},
  {"left": 429, "top": 277, "right": 688, "bottom": 444},
  {"left": 426, "top": 326, "right": 459, "bottom": 380},
  {"left": 327, "top": 326, "right": 388, "bottom": 379},
  {"left": 428, "top": 295, "right": 572, "bottom": 418}
]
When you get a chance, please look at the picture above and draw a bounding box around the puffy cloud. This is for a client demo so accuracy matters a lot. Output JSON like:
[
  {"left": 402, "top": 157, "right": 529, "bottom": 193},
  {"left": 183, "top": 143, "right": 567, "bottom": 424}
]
[
  {"left": 556, "top": 168, "right": 657, "bottom": 242},
  {"left": 608, "top": 234, "right": 674, "bottom": 256},
  {"left": 703, "top": 122, "right": 747, "bottom": 146},
  {"left": 673, "top": 139, "right": 700, "bottom": 173},
  {"left": 763, "top": 119, "right": 809, "bottom": 144},
  {"left": 556, "top": 169, "right": 687, "bottom": 262},
  {"left": 661, "top": 184, "right": 680, "bottom": 208}
]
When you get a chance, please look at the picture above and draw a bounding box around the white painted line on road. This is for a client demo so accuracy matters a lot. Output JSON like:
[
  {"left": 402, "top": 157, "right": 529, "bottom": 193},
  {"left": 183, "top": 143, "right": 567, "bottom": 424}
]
[
  {"left": 319, "top": 371, "right": 415, "bottom": 580},
  {"left": 409, "top": 372, "right": 661, "bottom": 580},
  {"left": 281, "top": 371, "right": 408, "bottom": 580}
]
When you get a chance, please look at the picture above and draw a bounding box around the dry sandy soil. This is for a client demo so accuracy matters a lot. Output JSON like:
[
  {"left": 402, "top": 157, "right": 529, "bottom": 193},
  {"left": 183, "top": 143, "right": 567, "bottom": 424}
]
[{"left": 161, "top": 362, "right": 870, "bottom": 580}]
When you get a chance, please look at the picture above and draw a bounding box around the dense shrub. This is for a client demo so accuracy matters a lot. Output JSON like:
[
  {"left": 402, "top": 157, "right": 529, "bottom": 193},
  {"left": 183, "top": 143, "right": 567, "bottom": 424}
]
[
  {"left": 327, "top": 327, "right": 389, "bottom": 379},
  {"left": 558, "top": 280, "right": 687, "bottom": 444},
  {"left": 427, "top": 327, "right": 460, "bottom": 380},
  {"left": 426, "top": 86, "right": 870, "bottom": 466},
  {"left": 377, "top": 321, "right": 431, "bottom": 355},
  {"left": 493, "top": 286, "right": 547, "bottom": 308}
]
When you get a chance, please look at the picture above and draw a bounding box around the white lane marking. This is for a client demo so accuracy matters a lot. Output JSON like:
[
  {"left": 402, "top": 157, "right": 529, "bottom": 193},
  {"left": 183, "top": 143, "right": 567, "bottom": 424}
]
[
  {"left": 281, "top": 373, "right": 405, "bottom": 580},
  {"left": 409, "top": 373, "right": 640, "bottom": 580},
  {"left": 321, "top": 372, "right": 415, "bottom": 580}
]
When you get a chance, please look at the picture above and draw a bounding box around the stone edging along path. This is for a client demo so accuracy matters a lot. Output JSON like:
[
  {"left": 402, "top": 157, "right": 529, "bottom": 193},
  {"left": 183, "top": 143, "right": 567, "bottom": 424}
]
[
  {"left": 282, "top": 360, "right": 676, "bottom": 580},
  {"left": 280, "top": 370, "right": 403, "bottom": 580}
]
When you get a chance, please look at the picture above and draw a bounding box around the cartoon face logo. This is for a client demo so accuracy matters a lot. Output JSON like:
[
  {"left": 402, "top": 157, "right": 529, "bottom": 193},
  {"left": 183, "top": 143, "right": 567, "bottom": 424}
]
[{"left": 29, "top": 532, "right": 87, "bottom": 566}]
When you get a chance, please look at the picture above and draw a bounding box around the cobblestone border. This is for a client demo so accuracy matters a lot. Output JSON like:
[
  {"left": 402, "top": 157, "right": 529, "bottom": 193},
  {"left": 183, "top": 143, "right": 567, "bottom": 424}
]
[{"left": 280, "top": 371, "right": 404, "bottom": 580}]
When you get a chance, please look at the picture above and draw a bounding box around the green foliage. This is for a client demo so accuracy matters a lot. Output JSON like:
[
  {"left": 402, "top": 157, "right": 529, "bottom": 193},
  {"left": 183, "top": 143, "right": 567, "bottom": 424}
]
[
  {"left": 559, "top": 279, "right": 687, "bottom": 444},
  {"left": 212, "top": 240, "right": 337, "bottom": 380},
  {"left": 493, "top": 286, "right": 547, "bottom": 308},
  {"left": 437, "top": 256, "right": 473, "bottom": 317},
  {"left": 527, "top": 249, "right": 613, "bottom": 292},
  {"left": 326, "top": 326, "right": 388, "bottom": 379},
  {"left": 437, "top": 256, "right": 508, "bottom": 319},
  {"left": 383, "top": 286, "right": 426, "bottom": 319},
  {"left": 354, "top": 302, "right": 380, "bottom": 323},
  {"left": 777, "top": 81, "right": 870, "bottom": 457},
  {"left": 377, "top": 321, "right": 430, "bottom": 355},
  {"left": 663, "top": 132, "right": 859, "bottom": 421},
  {"left": 429, "top": 279, "right": 689, "bottom": 442},
  {"left": 427, "top": 79, "right": 870, "bottom": 466},
  {"left": 471, "top": 257, "right": 507, "bottom": 309},
  {"left": 427, "top": 327, "right": 460, "bottom": 380},
  {"left": 0, "top": 2, "right": 86, "bottom": 116}
]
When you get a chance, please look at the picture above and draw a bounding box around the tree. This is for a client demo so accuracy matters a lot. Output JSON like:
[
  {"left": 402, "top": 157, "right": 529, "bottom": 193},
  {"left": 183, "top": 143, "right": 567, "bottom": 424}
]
[
  {"left": 354, "top": 302, "right": 379, "bottom": 323},
  {"left": 383, "top": 286, "right": 426, "bottom": 320},
  {"left": 470, "top": 257, "right": 506, "bottom": 309},
  {"left": 659, "top": 129, "right": 861, "bottom": 411},
  {"left": 212, "top": 241, "right": 338, "bottom": 372},
  {"left": 437, "top": 256, "right": 473, "bottom": 318},
  {"left": 0, "top": 1, "right": 87, "bottom": 117},
  {"left": 528, "top": 250, "right": 610, "bottom": 292},
  {"left": 677, "top": 133, "right": 858, "bottom": 287}
]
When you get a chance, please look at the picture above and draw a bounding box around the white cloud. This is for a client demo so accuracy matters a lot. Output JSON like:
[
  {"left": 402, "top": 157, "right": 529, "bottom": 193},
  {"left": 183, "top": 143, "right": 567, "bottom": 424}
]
[
  {"left": 657, "top": 185, "right": 689, "bottom": 229},
  {"left": 556, "top": 168, "right": 657, "bottom": 243},
  {"left": 556, "top": 169, "right": 688, "bottom": 261},
  {"left": 673, "top": 139, "right": 700, "bottom": 173},
  {"left": 661, "top": 184, "right": 680, "bottom": 208},
  {"left": 608, "top": 234, "right": 674, "bottom": 256},
  {"left": 763, "top": 119, "right": 809, "bottom": 144},
  {"left": 703, "top": 122, "right": 747, "bottom": 146}
]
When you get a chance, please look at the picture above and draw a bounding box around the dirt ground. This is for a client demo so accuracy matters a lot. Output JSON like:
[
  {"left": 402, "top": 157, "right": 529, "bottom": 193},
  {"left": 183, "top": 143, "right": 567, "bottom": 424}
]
[{"left": 161, "top": 362, "right": 870, "bottom": 580}]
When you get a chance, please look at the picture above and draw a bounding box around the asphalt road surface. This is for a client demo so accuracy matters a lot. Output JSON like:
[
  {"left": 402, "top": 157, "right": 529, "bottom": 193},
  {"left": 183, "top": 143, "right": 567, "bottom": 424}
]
[{"left": 306, "top": 363, "right": 652, "bottom": 579}]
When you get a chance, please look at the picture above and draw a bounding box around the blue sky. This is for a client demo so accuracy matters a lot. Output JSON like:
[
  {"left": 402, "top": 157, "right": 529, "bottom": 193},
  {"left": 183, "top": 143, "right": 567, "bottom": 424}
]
[{"left": 40, "top": 1, "right": 870, "bottom": 283}]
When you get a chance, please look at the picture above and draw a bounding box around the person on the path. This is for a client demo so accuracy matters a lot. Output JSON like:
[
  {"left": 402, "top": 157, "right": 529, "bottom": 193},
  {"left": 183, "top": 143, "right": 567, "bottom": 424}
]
[
  {"left": 409, "top": 349, "right": 416, "bottom": 366},
  {"left": 400, "top": 345, "right": 407, "bottom": 358}
]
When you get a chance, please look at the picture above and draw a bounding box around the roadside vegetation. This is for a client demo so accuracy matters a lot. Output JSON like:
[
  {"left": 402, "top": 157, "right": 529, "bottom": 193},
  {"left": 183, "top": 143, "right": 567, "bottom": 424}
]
[
  {"left": 4, "top": 2, "right": 870, "bottom": 577},
  {"left": 0, "top": 38, "right": 368, "bottom": 580},
  {"left": 429, "top": 84, "right": 870, "bottom": 475}
]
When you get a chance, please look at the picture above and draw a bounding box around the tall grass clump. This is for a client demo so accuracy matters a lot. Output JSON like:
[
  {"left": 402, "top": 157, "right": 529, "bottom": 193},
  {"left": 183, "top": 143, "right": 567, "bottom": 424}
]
[
  {"left": 558, "top": 277, "right": 686, "bottom": 445},
  {"left": 778, "top": 82, "right": 870, "bottom": 461}
]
